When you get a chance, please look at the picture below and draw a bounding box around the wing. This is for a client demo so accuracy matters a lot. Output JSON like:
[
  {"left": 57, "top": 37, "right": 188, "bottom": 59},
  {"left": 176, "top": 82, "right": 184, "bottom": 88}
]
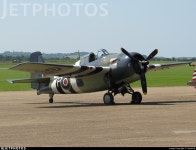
[
  {"left": 147, "top": 62, "right": 191, "bottom": 71},
  {"left": 9, "top": 62, "right": 110, "bottom": 77}
]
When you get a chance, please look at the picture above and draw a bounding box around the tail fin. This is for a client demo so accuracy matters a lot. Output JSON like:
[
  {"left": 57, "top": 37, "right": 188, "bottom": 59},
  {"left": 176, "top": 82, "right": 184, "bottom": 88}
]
[
  {"left": 30, "top": 51, "right": 45, "bottom": 89},
  {"left": 30, "top": 51, "right": 44, "bottom": 63}
]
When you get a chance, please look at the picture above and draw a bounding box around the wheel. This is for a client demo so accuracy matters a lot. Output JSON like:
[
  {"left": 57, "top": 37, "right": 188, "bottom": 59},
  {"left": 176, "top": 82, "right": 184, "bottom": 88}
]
[
  {"left": 131, "top": 92, "right": 142, "bottom": 104},
  {"left": 49, "top": 93, "right": 54, "bottom": 103},
  {"left": 103, "top": 93, "right": 114, "bottom": 105},
  {"left": 49, "top": 98, "right": 53, "bottom": 103}
]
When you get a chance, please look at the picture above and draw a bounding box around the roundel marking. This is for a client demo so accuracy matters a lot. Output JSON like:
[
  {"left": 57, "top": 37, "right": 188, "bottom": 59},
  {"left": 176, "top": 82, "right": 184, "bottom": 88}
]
[{"left": 63, "top": 78, "right": 69, "bottom": 87}]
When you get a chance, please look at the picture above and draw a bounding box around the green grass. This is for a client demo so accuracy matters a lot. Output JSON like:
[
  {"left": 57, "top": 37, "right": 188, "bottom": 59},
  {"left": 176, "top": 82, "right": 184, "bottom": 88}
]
[
  {"left": 132, "top": 65, "right": 193, "bottom": 87},
  {"left": 0, "top": 67, "right": 31, "bottom": 91},
  {"left": 0, "top": 61, "right": 194, "bottom": 91}
]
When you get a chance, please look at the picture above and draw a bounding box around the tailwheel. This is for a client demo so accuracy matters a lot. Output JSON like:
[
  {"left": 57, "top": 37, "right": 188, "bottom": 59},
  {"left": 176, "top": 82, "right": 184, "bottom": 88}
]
[
  {"left": 49, "top": 93, "right": 54, "bottom": 103},
  {"left": 131, "top": 92, "right": 142, "bottom": 104},
  {"left": 49, "top": 98, "right": 53, "bottom": 103},
  {"left": 103, "top": 93, "right": 115, "bottom": 105}
]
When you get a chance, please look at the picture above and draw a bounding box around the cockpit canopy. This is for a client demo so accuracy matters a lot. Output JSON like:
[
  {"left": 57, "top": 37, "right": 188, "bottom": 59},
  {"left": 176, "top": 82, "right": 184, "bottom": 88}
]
[
  {"left": 75, "top": 49, "right": 110, "bottom": 66},
  {"left": 97, "top": 49, "right": 110, "bottom": 58}
]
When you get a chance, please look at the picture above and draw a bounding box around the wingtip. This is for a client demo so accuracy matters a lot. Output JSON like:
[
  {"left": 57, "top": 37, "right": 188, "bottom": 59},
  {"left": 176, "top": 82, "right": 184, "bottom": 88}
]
[{"left": 7, "top": 80, "right": 14, "bottom": 84}]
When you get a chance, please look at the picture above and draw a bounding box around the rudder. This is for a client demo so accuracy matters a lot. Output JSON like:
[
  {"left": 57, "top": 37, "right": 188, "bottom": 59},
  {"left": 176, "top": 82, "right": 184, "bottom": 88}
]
[{"left": 30, "top": 51, "right": 45, "bottom": 89}]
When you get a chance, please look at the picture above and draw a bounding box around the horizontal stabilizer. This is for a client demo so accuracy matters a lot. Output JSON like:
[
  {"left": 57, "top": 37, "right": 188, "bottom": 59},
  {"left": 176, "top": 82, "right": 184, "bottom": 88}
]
[{"left": 8, "top": 77, "right": 50, "bottom": 84}]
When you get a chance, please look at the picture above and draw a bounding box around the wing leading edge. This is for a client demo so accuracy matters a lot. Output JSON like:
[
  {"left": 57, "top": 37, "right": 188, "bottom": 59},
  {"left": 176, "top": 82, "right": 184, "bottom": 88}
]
[{"left": 147, "top": 62, "right": 191, "bottom": 71}]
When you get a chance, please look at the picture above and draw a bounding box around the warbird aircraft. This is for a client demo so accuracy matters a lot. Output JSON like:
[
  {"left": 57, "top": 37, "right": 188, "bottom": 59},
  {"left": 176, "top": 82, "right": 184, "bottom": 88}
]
[
  {"left": 187, "top": 64, "right": 196, "bottom": 88},
  {"left": 9, "top": 48, "right": 190, "bottom": 104}
]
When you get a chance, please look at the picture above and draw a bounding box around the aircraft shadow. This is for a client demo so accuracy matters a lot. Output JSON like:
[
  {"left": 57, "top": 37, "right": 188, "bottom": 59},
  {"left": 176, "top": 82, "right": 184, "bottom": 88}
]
[{"left": 32, "top": 99, "right": 196, "bottom": 109}]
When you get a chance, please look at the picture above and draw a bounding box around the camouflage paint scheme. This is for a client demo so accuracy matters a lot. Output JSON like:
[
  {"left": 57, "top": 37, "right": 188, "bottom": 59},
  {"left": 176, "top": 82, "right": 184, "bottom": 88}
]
[{"left": 9, "top": 48, "right": 191, "bottom": 104}]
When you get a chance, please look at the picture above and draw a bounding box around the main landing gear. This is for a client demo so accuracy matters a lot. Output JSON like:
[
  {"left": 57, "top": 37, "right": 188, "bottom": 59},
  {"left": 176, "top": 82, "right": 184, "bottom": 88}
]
[
  {"left": 103, "top": 92, "right": 115, "bottom": 105},
  {"left": 103, "top": 85, "right": 142, "bottom": 105},
  {"left": 49, "top": 93, "right": 54, "bottom": 103}
]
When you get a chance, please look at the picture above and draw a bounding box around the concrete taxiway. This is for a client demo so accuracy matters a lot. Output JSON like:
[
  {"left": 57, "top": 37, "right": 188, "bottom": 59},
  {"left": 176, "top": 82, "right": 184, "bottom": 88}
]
[{"left": 0, "top": 86, "right": 196, "bottom": 147}]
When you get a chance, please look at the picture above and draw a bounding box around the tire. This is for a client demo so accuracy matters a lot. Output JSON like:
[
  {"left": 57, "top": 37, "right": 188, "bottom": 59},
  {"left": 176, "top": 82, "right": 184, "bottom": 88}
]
[
  {"left": 103, "top": 93, "right": 114, "bottom": 105},
  {"left": 131, "top": 92, "right": 142, "bottom": 104},
  {"left": 49, "top": 98, "right": 53, "bottom": 103}
]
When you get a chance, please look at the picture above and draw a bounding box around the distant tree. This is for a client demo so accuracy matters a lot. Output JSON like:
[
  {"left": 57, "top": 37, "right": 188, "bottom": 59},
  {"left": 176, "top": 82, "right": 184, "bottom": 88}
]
[{"left": 172, "top": 57, "right": 176, "bottom": 61}]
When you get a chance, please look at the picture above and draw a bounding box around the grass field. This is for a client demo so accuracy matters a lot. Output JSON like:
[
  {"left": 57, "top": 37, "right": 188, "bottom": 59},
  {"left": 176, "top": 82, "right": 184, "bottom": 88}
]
[
  {"left": 0, "top": 61, "right": 194, "bottom": 91},
  {"left": 132, "top": 64, "right": 193, "bottom": 87},
  {"left": 0, "top": 64, "right": 31, "bottom": 91}
]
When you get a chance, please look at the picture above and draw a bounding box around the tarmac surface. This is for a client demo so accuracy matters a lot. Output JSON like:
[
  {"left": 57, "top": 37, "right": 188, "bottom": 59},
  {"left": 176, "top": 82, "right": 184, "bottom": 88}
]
[{"left": 0, "top": 86, "right": 196, "bottom": 147}]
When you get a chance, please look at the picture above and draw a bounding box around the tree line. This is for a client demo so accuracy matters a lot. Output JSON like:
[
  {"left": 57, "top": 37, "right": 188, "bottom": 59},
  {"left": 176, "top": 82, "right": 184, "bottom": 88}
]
[
  {"left": 0, "top": 51, "right": 88, "bottom": 63},
  {"left": 0, "top": 51, "right": 195, "bottom": 63}
]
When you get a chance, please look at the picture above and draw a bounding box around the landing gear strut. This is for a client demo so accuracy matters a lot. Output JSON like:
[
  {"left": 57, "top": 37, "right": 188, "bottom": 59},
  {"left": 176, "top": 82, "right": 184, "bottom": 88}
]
[
  {"left": 126, "top": 84, "right": 142, "bottom": 104},
  {"left": 103, "top": 84, "right": 143, "bottom": 105}
]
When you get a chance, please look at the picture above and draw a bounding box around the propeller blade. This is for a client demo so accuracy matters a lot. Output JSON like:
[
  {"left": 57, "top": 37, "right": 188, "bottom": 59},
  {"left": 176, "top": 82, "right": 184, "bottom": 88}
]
[
  {"left": 121, "top": 47, "right": 138, "bottom": 62},
  {"left": 146, "top": 49, "right": 158, "bottom": 61},
  {"left": 140, "top": 72, "right": 147, "bottom": 95},
  {"left": 121, "top": 47, "right": 132, "bottom": 58}
]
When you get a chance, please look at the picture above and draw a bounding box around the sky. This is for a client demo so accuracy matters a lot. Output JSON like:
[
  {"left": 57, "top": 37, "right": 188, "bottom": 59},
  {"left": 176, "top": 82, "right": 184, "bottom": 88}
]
[{"left": 0, "top": 0, "right": 196, "bottom": 57}]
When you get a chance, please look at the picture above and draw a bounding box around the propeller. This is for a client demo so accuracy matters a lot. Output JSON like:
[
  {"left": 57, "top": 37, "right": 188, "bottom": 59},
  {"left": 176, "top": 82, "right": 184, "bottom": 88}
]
[
  {"left": 121, "top": 47, "right": 158, "bottom": 95},
  {"left": 146, "top": 49, "right": 158, "bottom": 61}
]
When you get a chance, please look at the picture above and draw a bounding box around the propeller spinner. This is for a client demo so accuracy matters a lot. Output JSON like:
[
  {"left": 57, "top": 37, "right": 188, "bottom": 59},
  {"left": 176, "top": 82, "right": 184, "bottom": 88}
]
[{"left": 121, "top": 47, "right": 158, "bottom": 95}]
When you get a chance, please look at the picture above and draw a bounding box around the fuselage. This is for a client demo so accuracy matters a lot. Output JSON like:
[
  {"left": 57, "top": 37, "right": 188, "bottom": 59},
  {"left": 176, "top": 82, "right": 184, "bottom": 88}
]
[
  {"left": 47, "top": 49, "right": 141, "bottom": 94},
  {"left": 38, "top": 49, "right": 143, "bottom": 95}
]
